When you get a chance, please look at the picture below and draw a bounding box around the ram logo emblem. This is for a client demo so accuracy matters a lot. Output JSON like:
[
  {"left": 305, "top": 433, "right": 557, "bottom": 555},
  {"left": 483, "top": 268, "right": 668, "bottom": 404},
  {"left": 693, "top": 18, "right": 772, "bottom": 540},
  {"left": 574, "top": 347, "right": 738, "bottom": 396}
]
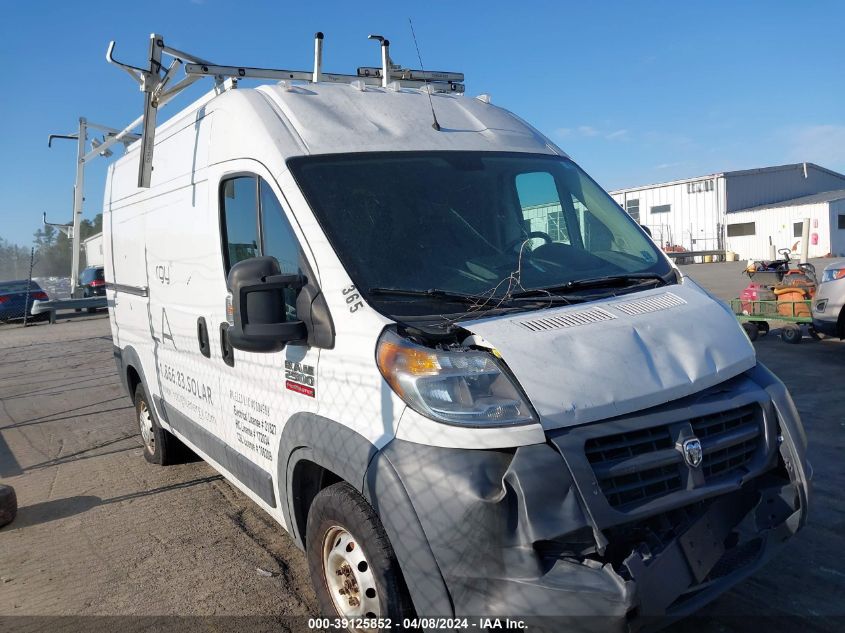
[{"left": 682, "top": 437, "right": 704, "bottom": 468}]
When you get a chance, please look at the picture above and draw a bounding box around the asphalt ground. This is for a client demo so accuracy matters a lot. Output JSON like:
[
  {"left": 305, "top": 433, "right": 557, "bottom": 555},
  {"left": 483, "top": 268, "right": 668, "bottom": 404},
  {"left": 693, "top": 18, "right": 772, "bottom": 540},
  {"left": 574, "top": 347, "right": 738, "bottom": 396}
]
[{"left": 0, "top": 262, "right": 843, "bottom": 633}]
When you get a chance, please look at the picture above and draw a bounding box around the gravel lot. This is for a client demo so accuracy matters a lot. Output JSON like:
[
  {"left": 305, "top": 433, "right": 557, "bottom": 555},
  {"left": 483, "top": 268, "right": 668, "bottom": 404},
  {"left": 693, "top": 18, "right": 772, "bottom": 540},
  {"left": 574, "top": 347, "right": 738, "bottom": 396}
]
[{"left": 1, "top": 263, "right": 843, "bottom": 632}]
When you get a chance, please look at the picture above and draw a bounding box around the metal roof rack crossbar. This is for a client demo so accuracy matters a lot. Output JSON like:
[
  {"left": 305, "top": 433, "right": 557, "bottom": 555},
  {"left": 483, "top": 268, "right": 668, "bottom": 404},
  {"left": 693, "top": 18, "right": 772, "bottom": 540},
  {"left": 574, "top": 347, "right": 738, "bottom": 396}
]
[{"left": 103, "top": 32, "right": 466, "bottom": 188}]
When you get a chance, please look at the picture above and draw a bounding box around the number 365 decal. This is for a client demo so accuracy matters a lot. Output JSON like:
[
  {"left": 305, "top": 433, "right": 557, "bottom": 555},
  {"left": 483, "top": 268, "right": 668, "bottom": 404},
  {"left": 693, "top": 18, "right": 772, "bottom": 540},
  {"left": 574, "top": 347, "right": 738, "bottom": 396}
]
[{"left": 342, "top": 286, "right": 364, "bottom": 313}]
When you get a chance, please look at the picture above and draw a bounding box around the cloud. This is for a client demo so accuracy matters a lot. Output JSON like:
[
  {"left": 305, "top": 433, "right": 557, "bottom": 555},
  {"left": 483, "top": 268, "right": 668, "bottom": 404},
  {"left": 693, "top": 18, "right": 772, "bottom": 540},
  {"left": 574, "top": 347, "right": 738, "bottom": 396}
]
[
  {"left": 784, "top": 124, "right": 845, "bottom": 169},
  {"left": 555, "top": 125, "right": 628, "bottom": 141},
  {"left": 655, "top": 161, "right": 685, "bottom": 170}
]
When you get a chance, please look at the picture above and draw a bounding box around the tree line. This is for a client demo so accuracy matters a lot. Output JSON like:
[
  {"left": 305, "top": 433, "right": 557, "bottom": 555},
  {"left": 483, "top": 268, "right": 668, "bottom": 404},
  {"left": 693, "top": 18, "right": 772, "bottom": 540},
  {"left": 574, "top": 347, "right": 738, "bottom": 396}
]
[{"left": 0, "top": 214, "right": 102, "bottom": 281}]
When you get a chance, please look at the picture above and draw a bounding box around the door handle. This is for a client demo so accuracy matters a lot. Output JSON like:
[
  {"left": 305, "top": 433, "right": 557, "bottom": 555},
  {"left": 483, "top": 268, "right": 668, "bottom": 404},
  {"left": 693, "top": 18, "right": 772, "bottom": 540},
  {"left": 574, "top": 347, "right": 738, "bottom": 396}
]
[
  {"left": 197, "top": 317, "right": 211, "bottom": 358},
  {"left": 220, "top": 323, "right": 235, "bottom": 367}
]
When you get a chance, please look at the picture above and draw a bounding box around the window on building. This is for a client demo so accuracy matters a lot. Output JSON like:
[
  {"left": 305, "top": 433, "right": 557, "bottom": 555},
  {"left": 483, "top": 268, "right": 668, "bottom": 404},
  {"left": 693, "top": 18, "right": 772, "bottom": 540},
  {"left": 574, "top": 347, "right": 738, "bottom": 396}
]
[
  {"left": 793, "top": 222, "right": 804, "bottom": 238},
  {"left": 839, "top": 214, "right": 845, "bottom": 230},
  {"left": 650, "top": 204, "right": 671, "bottom": 214},
  {"left": 546, "top": 210, "right": 570, "bottom": 243},
  {"left": 727, "top": 222, "right": 756, "bottom": 237},
  {"left": 687, "top": 179, "right": 714, "bottom": 193},
  {"left": 625, "top": 198, "right": 640, "bottom": 222}
]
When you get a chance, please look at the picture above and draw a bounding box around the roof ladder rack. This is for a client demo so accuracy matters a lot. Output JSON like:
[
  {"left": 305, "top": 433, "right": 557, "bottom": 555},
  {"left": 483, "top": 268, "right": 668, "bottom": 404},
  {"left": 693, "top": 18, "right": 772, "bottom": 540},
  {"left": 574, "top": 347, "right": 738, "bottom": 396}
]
[{"left": 103, "top": 32, "right": 466, "bottom": 188}]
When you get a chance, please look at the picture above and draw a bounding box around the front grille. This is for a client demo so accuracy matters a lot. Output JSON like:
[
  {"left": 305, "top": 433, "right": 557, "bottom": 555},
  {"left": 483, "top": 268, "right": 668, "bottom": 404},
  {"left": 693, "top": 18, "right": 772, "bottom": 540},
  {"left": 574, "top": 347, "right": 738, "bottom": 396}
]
[
  {"left": 586, "top": 403, "right": 762, "bottom": 509},
  {"left": 691, "top": 404, "right": 759, "bottom": 478}
]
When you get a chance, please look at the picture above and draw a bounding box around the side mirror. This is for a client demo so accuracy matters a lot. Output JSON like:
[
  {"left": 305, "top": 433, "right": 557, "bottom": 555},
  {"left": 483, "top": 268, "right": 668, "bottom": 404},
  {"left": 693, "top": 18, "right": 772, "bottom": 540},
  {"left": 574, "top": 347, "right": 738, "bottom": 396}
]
[
  {"left": 640, "top": 225, "right": 652, "bottom": 237},
  {"left": 226, "top": 256, "right": 307, "bottom": 353}
]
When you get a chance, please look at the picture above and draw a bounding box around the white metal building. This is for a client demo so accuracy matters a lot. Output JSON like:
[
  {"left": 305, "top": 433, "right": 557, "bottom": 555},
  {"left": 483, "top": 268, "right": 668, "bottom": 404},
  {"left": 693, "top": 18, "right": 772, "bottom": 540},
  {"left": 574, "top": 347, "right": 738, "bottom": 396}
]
[
  {"left": 609, "top": 163, "right": 845, "bottom": 258},
  {"left": 725, "top": 190, "right": 845, "bottom": 259},
  {"left": 82, "top": 232, "right": 104, "bottom": 267}
]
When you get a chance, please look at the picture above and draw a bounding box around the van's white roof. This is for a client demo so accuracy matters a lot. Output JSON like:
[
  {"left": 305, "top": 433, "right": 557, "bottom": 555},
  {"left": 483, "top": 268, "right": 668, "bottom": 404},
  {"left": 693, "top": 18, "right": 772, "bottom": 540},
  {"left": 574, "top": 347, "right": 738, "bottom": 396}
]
[{"left": 255, "top": 82, "right": 562, "bottom": 157}]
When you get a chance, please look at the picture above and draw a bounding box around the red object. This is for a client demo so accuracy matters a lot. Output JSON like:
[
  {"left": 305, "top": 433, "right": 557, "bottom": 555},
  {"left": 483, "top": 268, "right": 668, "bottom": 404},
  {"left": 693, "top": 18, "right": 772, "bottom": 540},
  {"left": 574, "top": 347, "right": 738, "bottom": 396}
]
[
  {"left": 89, "top": 279, "right": 105, "bottom": 287},
  {"left": 285, "top": 380, "right": 315, "bottom": 397},
  {"left": 31, "top": 291, "right": 48, "bottom": 300},
  {"left": 739, "top": 283, "right": 765, "bottom": 314},
  {"left": 0, "top": 296, "right": 8, "bottom": 304}
]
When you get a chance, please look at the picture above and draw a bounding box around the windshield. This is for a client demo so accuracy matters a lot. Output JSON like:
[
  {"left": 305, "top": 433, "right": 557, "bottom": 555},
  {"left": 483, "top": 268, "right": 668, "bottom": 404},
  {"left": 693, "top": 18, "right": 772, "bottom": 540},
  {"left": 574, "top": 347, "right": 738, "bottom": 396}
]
[{"left": 289, "top": 152, "right": 671, "bottom": 317}]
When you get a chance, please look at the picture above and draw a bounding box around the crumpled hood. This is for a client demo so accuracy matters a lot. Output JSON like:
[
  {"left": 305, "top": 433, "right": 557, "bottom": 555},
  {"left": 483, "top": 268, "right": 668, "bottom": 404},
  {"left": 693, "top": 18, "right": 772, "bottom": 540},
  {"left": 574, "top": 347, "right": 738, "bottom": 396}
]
[{"left": 459, "top": 279, "right": 756, "bottom": 430}]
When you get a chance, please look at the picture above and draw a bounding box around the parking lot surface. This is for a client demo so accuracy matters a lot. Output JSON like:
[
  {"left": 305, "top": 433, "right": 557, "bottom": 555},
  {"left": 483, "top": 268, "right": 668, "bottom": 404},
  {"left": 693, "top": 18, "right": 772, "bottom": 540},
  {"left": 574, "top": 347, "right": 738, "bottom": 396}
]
[{"left": 1, "top": 263, "right": 843, "bottom": 632}]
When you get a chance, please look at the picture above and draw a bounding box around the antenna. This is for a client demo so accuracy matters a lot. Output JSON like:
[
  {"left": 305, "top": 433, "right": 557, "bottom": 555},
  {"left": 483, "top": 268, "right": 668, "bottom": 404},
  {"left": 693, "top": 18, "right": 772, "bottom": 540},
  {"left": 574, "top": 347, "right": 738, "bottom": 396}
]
[{"left": 408, "top": 18, "right": 441, "bottom": 131}]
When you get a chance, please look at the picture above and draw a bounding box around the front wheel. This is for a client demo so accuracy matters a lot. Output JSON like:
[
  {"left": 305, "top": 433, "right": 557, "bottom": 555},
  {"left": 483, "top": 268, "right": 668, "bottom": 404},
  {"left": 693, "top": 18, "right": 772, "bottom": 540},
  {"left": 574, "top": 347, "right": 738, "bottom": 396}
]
[
  {"left": 306, "top": 482, "right": 414, "bottom": 629},
  {"left": 134, "top": 383, "right": 187, "bottom": 465},
  {"left": 781, "top": 324, "right": 803, "bottom": 344}
]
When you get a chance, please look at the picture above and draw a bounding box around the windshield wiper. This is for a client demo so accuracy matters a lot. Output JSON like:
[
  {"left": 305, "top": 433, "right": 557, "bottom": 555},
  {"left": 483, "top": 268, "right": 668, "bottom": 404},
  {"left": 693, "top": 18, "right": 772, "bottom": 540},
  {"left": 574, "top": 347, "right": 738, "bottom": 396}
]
[
  {"left": 368, "top": 287, "right": 484, "bottom": 305},
  {"left": 512, "top": 272, "right": 667, "bottom": 297}
]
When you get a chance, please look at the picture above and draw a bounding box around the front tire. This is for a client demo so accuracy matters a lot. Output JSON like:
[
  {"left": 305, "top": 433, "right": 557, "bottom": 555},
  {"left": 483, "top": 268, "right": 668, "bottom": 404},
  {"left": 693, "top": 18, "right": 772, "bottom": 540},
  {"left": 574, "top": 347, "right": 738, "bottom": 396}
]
[
  {"left": 781, "top": 324, "right": 803, "bottom": 344},
  {"left": 306, "top": 482, "right": 414, "bottom": 629},
  {"left": 134, "top": 383, "right": 186, "bottom": 465},
  {"left": 742, "top": 322, "right": 759, "bottom": 341},
  {"left": 0, "top": 484, "right": 17, "bottom": 528}
]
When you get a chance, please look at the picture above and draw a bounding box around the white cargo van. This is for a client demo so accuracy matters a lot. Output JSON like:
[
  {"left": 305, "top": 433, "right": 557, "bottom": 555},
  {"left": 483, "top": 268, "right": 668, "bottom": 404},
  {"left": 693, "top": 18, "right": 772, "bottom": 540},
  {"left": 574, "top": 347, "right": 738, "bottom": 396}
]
[{"left": 103, "top": 33, "right": 810, "bottom": 629}]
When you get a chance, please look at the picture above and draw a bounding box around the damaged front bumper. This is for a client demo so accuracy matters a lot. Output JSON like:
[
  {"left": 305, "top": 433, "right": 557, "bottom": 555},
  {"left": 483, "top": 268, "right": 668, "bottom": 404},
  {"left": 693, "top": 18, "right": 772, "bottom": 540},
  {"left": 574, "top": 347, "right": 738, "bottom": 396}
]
[{"left": 366, "top": 363, "right": 810, "bottom": 630}]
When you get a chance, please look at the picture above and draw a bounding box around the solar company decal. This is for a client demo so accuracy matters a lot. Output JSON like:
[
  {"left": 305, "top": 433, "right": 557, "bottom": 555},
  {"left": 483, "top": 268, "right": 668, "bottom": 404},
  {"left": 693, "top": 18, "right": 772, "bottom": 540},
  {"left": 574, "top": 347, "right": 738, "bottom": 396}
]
[{"left": 285, "top": 360, "right": 316, "bottom": 397}]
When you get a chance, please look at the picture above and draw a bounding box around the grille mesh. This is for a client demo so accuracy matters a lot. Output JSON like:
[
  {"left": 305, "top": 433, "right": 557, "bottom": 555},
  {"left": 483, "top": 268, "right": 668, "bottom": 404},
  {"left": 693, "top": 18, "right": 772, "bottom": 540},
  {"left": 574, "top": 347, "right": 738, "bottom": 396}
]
[{"left": 586, "top": 403, "right": 761, "bottom": 509}]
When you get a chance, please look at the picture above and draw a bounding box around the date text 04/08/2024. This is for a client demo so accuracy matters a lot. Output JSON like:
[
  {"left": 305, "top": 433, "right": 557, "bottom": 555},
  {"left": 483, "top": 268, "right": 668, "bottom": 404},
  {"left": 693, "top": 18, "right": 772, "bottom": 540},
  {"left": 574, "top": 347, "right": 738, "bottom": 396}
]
[{"left": 307, "top": 618, "right": 528, "bottom": 630}]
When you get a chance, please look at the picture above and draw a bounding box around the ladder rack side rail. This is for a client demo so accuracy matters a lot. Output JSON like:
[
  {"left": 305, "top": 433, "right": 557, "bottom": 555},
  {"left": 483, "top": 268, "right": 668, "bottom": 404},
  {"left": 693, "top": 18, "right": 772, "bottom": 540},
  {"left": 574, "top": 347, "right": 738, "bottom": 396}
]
[
  {"left": 81, "top": 114, "right": 144, "bottom": 164},
  {"left": 80, "top": 71, "right": 207, "bottom": 165},
  {"left": 160, "top": 42, "right": 214, "bottom": 66},
  {"left": 70, "top": 118, "right": 87, "bottom": 294},
  {"left": 183, "top": 63, "right": 465, "bottom": 92},
  {"left": 137, "top": 34, "right": 164, "bottom": 188}
]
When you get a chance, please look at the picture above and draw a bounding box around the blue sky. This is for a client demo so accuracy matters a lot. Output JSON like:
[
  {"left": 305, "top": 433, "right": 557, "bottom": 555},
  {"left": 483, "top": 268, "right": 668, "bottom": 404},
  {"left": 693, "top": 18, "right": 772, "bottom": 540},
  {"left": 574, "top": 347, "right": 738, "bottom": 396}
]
[{"left": 1, "top": 0, "right": 843, "bottom": 246}]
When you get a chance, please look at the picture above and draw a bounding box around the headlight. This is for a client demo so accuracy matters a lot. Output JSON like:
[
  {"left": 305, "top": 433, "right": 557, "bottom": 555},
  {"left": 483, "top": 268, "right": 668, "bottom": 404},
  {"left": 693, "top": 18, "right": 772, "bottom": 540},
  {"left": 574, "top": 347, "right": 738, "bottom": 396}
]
[
  {"left": 376, "top": 330, "right": 537, "bottom": 427},
  {"left": 821, "top": 267, "right": 845, "bottom": 283}
]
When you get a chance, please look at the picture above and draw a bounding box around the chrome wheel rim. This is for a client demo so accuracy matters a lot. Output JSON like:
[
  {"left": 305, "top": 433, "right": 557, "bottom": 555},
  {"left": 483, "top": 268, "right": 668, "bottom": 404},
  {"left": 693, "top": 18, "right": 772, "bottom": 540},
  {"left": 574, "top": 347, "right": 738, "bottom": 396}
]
[
  {"left": 321, "top": 525, "right": 381, "bottom": 623},
  {"left": 138, "top": 400, "right": 155, "bottom": 454}
]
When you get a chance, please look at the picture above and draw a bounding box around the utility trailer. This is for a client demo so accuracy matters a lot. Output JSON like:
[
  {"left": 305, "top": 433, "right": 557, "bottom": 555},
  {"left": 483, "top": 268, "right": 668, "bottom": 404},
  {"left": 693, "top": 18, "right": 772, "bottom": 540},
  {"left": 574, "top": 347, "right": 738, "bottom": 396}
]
[{"left": 732, "top": 299, "right": 816, "bottom": 344}]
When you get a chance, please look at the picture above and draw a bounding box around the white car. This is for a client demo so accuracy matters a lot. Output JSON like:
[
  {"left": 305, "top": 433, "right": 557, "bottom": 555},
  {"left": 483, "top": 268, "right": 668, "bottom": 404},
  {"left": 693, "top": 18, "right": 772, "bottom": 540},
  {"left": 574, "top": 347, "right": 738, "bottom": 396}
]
[
  {"left": 101, "top": 33, "right": 810, "bottom": 629},
  {"left": 812, "top": 259, "right": 845, "bottom": 339}
]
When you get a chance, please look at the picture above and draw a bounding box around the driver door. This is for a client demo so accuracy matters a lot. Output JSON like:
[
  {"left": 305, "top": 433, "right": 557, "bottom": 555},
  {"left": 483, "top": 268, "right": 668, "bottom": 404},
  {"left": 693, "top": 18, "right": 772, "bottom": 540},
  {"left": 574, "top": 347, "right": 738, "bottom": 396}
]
[{"left": 214, "top": 166, "right": 320, "bottom": 519}]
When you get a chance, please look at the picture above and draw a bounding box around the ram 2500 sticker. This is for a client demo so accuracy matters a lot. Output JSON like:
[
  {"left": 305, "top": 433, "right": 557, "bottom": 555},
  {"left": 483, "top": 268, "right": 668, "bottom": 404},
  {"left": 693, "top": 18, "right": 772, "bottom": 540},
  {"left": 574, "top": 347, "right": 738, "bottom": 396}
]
[{"left": 285, "top": 360, "right": 316, "bottom": 397}]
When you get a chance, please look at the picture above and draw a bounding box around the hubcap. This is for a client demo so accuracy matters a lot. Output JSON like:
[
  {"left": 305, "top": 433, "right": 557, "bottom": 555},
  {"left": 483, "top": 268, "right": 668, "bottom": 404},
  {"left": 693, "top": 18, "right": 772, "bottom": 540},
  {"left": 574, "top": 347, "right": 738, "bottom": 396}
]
[
  {"left": 138, "top": 400, "right": 155, "bottom": 454},
  {"left": 322, "top": 526, "right": 381, "bottom": 624}
]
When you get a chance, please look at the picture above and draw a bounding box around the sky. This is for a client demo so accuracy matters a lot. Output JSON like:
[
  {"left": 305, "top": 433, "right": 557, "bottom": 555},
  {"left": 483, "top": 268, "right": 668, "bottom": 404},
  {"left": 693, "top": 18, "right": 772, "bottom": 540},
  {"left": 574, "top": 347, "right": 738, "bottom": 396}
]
[{"left": 1, "top": 0, "right": 843, "bottom": 246}]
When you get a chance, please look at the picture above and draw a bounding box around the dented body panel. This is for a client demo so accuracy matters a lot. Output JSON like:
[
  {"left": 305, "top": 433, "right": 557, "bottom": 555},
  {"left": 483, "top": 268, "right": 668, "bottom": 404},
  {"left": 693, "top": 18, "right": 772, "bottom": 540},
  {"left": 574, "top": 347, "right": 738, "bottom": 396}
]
[
  {"left": 367, "top": 364, "right": 809, "bottom": 627},
  {"left": 460, "top": 280, "right": 756, "bottom": 430}
]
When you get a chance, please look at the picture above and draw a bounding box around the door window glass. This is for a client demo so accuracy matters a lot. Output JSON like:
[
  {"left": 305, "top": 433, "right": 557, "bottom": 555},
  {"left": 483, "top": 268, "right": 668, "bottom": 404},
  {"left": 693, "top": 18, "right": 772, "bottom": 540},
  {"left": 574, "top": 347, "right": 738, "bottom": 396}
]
[
  {"left": 259, "top": 180, "right": 302, "bottom": 319},
  {"left": 221, "top": 177, "right": 259, "bottom": 271}
]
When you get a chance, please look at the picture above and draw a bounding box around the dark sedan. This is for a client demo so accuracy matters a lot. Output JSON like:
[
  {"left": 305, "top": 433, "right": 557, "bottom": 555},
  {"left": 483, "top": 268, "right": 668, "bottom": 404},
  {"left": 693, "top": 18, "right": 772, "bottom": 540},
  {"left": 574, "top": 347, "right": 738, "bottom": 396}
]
[
  {"left": 80, "top": 266, "right": 106, "bottom": 297},
  {"left": 0, "top": 280, "right": 49, "bottom": 322},
  {"left": 79, "top": 266, "right": 106, "bottom": 313}
]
